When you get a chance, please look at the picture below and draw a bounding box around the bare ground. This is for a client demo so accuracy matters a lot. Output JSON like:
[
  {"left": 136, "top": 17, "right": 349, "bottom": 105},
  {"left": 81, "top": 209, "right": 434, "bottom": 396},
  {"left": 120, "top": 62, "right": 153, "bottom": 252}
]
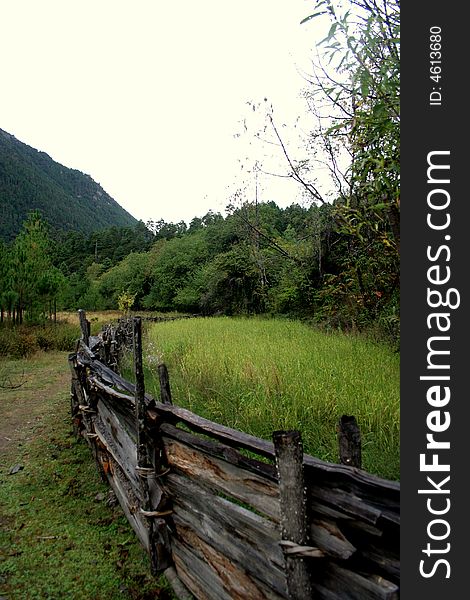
[{"left": 0, "top": 351, "right": 70, "bottom": 463}]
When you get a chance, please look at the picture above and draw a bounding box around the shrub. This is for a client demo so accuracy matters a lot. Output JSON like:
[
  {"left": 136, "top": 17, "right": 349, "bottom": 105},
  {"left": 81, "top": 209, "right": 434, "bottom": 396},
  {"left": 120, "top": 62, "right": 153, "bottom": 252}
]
[
  {"left": 0, "top": 327, "right": 38, "bottom": 358},
  {"left": 0, "top": 322, "right": 81, "bottom": 358}
]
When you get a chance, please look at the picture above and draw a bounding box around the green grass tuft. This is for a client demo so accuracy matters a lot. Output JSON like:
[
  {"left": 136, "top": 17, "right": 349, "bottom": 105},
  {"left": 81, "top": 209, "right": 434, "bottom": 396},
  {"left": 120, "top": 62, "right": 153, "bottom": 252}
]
[{"left": 145, "top": 317, "right": 400, "bottom": 480}]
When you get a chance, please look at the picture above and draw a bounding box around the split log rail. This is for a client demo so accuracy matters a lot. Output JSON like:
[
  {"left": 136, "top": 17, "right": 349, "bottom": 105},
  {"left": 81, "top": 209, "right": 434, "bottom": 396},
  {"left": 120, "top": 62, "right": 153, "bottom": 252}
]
[{"left": 69, "top": 313, "right": 400, "bottom": 600}]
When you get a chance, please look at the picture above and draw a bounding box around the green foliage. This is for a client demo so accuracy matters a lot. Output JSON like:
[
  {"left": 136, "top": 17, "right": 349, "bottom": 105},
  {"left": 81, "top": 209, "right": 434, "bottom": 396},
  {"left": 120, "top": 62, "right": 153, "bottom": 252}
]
[
  {"left": 0, "top": 328, "right": 37, "bottom": 358},
  {"left": 146, "top": 318, "right": 400, "bottom": 480},
  {"left": 297, "top": 0, "right": 400, "bottom": 335},
  {"left": 142, "top": 231, "right": 210, "bottom": 312},
  {"left": 305, "top": 0, "right": 400, "bottom": 216},
  {"left": 0, "top": 322, "right": 81, "bottom": 358},
  {"left": 117, "top": 291, "right": 136, "bottom": 314},
  {"left": 52, "top": 222, "right": 154, "bottom": 278},
  {"left": 98, "top": 252, "right": 154, "bottom": 310},
  {"left": 191, "top": 244, "right": 261, "bottom": 315},
  {"left": 267, "top": 256, "right": 314, "bottom": 315},
  {"left": 4, "top": 211, "right": 52, "bottom": 323},
  {"left": 4, "top": 191, "right": 399, "bottom": 341},
  {"left": 145, "top": 218, "right": 187, "bottom": 240}
]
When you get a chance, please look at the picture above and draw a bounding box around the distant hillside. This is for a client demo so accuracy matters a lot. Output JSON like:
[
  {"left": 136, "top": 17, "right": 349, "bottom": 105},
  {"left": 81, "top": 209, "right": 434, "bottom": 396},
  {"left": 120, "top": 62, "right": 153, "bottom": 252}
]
[{"left": 0, "top": 128, "right": 137, "bottom": 241}]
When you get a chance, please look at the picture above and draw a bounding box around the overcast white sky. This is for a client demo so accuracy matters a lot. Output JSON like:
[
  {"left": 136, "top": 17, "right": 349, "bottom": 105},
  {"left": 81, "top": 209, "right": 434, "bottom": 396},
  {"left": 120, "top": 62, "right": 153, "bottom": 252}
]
[{"left": 0, "top": 0, "right": 331, "bottom": 224}]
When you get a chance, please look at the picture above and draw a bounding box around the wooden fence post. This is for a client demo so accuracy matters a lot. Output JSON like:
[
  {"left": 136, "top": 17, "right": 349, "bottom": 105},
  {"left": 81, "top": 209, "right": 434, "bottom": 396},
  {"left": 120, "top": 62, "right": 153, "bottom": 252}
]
[
  {"left": 133, "top": 316, "right": 157, "bottom": 573},
  {"left": 133, "top": 316, "right": 147, "bottom": 466},
  {"left": 273, "top": 430, "right": 313, "bottom": 600},
  {"left": 158, "top": 363, "right": 173, "bottom": 405},
  {"left": 133, "top": 317, "right": 172, "bottom": 574},
  {"left": 337, "top": 415, "right": 362, "bottom": 469},
  {"left": 78, "top": 309, "right": 90, "bottom": 347}
]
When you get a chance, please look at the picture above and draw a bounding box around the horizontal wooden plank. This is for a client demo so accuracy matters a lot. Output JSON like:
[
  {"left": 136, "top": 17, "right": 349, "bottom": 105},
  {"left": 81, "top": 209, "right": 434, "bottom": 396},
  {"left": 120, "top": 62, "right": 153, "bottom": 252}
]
[
  {"left": 172, "top": 538, "right": 235, "bottom": 600},
  {"left": 306, "top": 485, "right": 386, "bottom": 526},
  {"left": 310, "top": 519, "right": 356, "bottom": 560},
  {"left": 172, "top": 526, "right": 286, "bottom": 600},
  {"left": 78, "top": 340, "right": 400, "bottom": 490},
  {"left": 89, "top": 376, "right": 135, "bottom": 404},
  {"left": 78, "top": 349, "right": 155, "bottom": 405},
  {"left": 154, "top": 399, "right": 399, "bottom": 490},
  {"left": 166, "top": 473, "right": 287, "bottom": 596},
  {"left": 339, "top": 522, "right": 399, "bottom": 583},
  {"left": 308, "top": 499, "right": 355, "bottom": 522},
  {"left": 312, "top": 583, "right": 347, "bottom": 600},
  {"left": 304, "top": 464, "right": 400, "bottom": 525},
  {"left": 153, "top": 403, "right": 399, "bottom": 528},
  {"left": 96, "top": 393, "right": 137, "bottom": 441},
  {"left": 154, "top": 401, "right": 276, "bottom": 458},
  {"left": 314, "top": 563, "right": 399, "bottom": 600},
  {"left": 104, "top": 455, "right": 149, "bottom": 552},
  {"left": 159, "top": 423, "right": 277, "bottom": 482},
  {"left": 81, "top": 353, "right": 400, "bottom": 525},
  {"left": 162, "top": 437, "right": 280, "bottom": 522},
  {"left": 73, "top": 341, "right": 401, "bottom": 598},
  {"left": 159, "top": 435, "right": 398, "bottom": 532},
  {"left": 94, "top": 399, "right": 141, "bottom": 495},
  {"left": 359, "top": 545, "right": 400, "bottom": 582},
  {"left": 308, "top": 502, "right": 399, "bottom": 578}
]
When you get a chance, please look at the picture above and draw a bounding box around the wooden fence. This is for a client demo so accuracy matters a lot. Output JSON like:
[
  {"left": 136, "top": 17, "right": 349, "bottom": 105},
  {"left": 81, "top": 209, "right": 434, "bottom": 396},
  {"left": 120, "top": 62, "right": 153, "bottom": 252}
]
[{"left": 69, "top": 313, "right": 400, "bottom": 599}]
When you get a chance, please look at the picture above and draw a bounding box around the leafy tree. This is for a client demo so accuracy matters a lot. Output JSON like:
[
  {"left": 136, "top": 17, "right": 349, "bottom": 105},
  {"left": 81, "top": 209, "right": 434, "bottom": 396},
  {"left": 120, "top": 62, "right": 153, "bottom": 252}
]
[
  {"left": 0, "top": 240, "right": 14, "bottom": 322},
  {"left": 37, "top": 266, "right": 67, "bottom": 322},
  {"left": 145, "top": 219, "right": 187, "bottom": 240},
  {"left": 59, "top": 272, "right": 91, "bottom": 311},
  {"left": 191, "top": 245, "right": 261, "bottom": 315},
  {"left": 10, "top": 211, "right": 53, "bottom": 323},
  {"left": 302, "top": 0, "right": 399, "bottom": 205},
  {"left": 143, "top": 232, "right": 209, "bottom": 311},
  {"left": 98, "top": 252, "right": 155, "bottom": 310},
  {"left": 52, "top": 223, "right": 154, "bottom": 277},
  {"left": 117, "top": 291, "right": 136, "bottom": 314},
  {"left": 297, "top": 0, "right": 400, "bottom": 331}
]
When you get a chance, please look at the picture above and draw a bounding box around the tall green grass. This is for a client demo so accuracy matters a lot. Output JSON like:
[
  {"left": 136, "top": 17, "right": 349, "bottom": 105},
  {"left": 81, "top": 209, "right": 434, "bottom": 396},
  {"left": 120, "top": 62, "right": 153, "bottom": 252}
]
[{"left": 144, "top": 317, "right": 400, "bottom": 481}]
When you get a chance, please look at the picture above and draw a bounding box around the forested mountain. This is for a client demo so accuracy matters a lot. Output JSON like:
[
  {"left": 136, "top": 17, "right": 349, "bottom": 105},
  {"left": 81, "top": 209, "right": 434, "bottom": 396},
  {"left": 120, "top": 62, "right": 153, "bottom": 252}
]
[{"left": 0, "top": 128, "right": 137, "bottom": 241}]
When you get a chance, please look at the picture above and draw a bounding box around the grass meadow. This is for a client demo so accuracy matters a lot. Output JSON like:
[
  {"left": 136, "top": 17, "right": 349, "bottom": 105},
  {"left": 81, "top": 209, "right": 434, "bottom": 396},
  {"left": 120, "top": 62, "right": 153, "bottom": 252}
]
[{"left": 144, "top": 317, "right": 400, "bottom": 481}]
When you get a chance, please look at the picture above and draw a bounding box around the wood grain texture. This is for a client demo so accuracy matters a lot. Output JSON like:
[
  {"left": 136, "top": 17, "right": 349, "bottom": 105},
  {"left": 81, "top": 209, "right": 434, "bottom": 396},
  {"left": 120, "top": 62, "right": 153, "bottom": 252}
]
[
  {"left": 70, "top": 320, "right": 401, "bottom": 600},
  {"left": 163, "top": 436, "right": 280, "bottom": 522},
  {"left": 165, "top": 472, "right": 287, "bottom": 596},
  {"left": 94, "top": 399, "right": 141, "bottom": 494},
  {"left": 104, "top": 455, "right": 150, "bottom": 552},
  {"left": 313, "top": 562, "right": 399, "bottom": 600},
  {"left": 273, "top": 430, "right": 312, "bottom": 600}
]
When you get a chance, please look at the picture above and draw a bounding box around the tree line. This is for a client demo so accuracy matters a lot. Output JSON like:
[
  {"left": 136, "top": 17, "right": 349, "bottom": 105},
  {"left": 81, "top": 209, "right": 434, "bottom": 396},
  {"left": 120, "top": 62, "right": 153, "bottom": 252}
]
[{"left": 0, "top": 198, "right": 398, "bottom": 341}]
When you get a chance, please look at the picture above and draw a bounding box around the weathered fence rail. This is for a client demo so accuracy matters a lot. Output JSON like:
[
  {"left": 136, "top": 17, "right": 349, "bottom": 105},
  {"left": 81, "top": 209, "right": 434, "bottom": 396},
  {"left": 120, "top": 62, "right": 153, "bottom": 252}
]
[{"left": 69, "top": 314, "right": 400, "bottom": 599}]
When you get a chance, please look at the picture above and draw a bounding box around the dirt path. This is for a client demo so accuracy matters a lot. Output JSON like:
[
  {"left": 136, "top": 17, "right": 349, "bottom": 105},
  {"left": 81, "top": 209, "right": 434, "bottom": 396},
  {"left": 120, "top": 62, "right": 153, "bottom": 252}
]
[
  {"left": 0, "top": 349, "right": 177, "bottom": 600},
  {"left": 0, "top": 351, "right": 70, "bottom": 462}
]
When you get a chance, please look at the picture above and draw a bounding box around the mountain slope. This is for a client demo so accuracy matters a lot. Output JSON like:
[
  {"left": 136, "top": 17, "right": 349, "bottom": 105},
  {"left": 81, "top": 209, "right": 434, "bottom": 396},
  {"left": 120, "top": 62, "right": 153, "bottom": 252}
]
[{"left": 0, "top": 129, "right": 137, "bottom": 241}]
